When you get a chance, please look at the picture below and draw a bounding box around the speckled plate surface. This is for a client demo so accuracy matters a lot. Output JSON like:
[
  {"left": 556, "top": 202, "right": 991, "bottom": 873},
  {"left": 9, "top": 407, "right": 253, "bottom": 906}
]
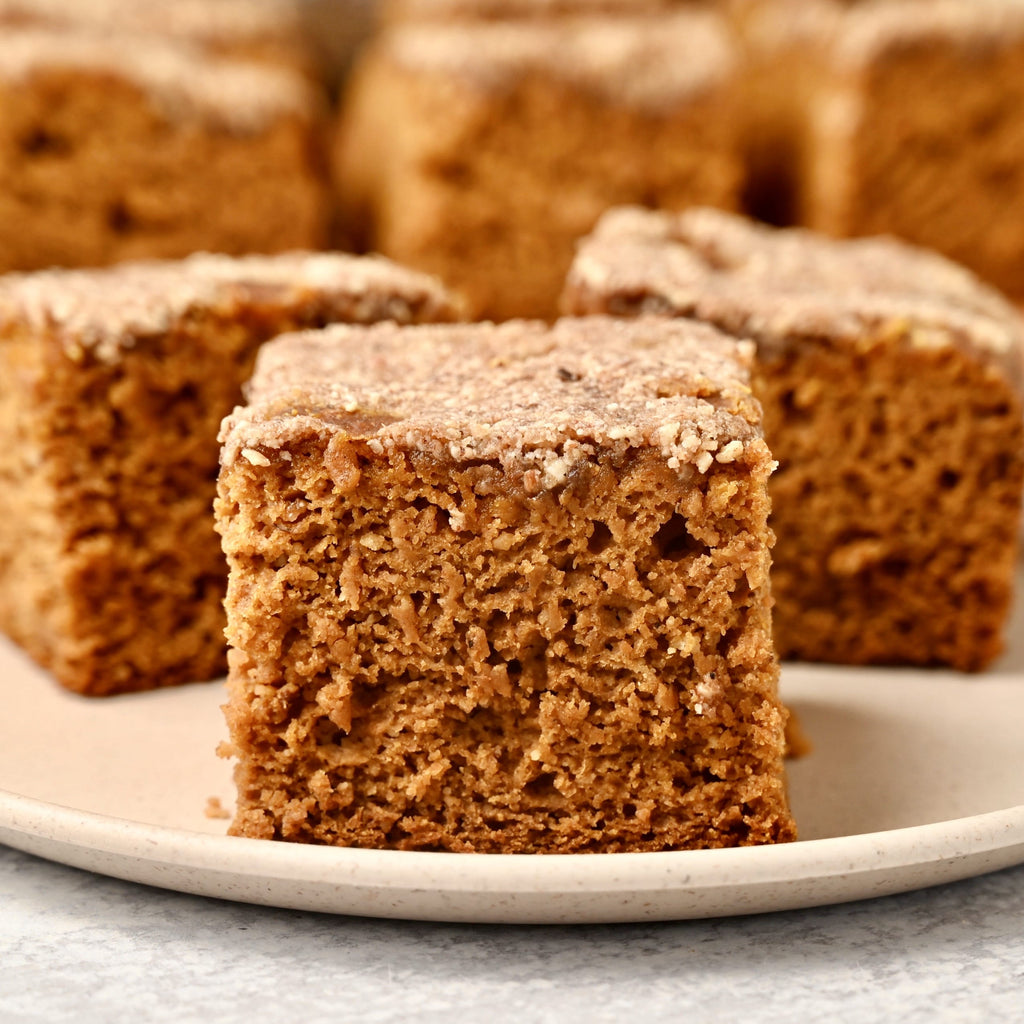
[{"left": 1, "top": 588, "right": 1023, "bottom": 924}]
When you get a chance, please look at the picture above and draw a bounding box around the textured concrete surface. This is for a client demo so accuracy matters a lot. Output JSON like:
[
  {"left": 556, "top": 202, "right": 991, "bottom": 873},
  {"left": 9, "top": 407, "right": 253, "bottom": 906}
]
[{"left": 2, "top": 845, "right": 1022, "bottom": 1023}]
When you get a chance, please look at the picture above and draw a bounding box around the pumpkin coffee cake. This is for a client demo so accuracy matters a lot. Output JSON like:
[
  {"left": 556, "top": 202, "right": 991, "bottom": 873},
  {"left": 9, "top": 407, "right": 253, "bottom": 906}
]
[
  {"left": 0, "top": 27, "right": 327, "bottom": 275},
  {"left": 564, "top": 206, "right": 1024, "bottom": 670},
  {"left": 735, "top": 0, "right": 1024, "bottom": 299},
  {"left": 216, "top": 316, "right": 795, "bottom": 852},
  {"left": 0, "top": 253, "right": 457, "bottom": 696},
  {"left": 334, "top": 9, "right": 742, "bottom": 321}
]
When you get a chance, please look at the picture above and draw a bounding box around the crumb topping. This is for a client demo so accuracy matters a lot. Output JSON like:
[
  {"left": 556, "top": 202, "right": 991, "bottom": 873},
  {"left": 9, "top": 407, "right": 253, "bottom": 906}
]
[
  {"left": 837, "top": 0, "right": 1024, "bottom": 69},
  {"left": 741, "top": 0, "right": 1024, "bottom": 69},
  {"left": 221, "top": 316, "right": 765, "bottom": 488},
  {"left": 0, "top": 253, "right": 457, "bottom": 364},
  {"left": 0, "top": 27, "right": 314, "bottom": 131},
  {"left": 389, "top": 0, "right": 679, "bottom": 18},
  {"left": 568, "top": 206, "right": 1024, "bottom": 390},
  {"left": 0, "top": 0, "right": 304, "bottom": 48},
  {"left": 381, "top": 10, "right": 735, "bottom": 111}
]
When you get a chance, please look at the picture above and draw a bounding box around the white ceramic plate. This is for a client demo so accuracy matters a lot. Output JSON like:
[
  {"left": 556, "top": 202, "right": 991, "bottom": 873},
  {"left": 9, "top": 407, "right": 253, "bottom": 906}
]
[{"left": 2, "top": 584, "right": 1023, "bottom": 925}]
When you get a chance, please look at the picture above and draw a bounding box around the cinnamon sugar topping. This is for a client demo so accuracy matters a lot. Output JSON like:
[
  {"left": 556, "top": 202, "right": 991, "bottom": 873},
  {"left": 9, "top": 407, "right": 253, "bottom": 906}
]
[
  {"left": 0, "top": 27, "right": 314, "bottom": 132},
  {"left": 221, "top": 316, "right": 764, "bottom": 489},
  {"left": 383, "top": 11, "right": 735, "bottom": 111},
  {"left": 0, "top": 253, "right": 457, "bottom": 364},
  {"left": 567, "top": 206, "right": 1024, "bottom": 389}
]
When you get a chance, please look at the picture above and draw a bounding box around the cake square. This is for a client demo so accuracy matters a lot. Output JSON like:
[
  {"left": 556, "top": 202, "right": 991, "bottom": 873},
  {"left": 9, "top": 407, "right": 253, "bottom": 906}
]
[
  {"left": 216, "top": 315, "right": 795, "bottom": 852},
  {"left": 0, "top": 27, "right": 327, "bottom": 274},
  {"left": 0, "top": 252, "right": 458, "bottom": 695},
  {"left": 334, "top": 9, "right": 742, "bottom": 320},
  {"left": 564, "top": 205, "right": 1024, "bottom": 670},
  {"left": 737, "top": 0, "right": 1024, "bottom": 299}
]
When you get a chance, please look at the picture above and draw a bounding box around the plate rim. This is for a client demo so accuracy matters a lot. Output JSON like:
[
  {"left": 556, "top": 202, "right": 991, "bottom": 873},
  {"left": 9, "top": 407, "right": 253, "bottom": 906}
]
[{"left": 4, "top": 785, "right": 1024, "bottom": 895}]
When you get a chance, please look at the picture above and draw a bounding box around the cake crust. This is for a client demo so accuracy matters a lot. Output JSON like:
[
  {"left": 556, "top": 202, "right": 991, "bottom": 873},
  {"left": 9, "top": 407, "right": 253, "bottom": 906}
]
[
  {"left": 383, "top": 0, "right": 692, "bottom": 22},
  {"left": 566, "top": 206, "right": 1024, "bottom": 382},
  {"left": 0, "top": 0, "right": 312, "bottom": 72}
]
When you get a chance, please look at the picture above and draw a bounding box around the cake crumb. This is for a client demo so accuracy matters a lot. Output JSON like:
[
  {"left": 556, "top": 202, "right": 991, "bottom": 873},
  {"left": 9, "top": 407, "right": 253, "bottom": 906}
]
[
  {"left": 241, "top": 448, "right": 271, "bottom": 467},
  {"left": 205, "top": 796, "right": 232, "bottom": 820}
]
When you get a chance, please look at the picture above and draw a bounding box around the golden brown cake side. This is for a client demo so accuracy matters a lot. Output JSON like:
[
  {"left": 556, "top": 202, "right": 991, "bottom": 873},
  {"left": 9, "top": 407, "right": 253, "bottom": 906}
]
[
  {"left": 0, "top": 28, "right": 329, "bottom": 274},
  {"left": 217, "top": 316, "right": 794, "bottom": 851},
  {"left": 334, "top": 12, "right": 742, "bottom": 321},
  {"left": 0, "top": 312, "right": 262, "bottom": 695},
  {"left": 563, "top": 206, "right": 1024, "bottom": 671},
  {"left": 0, "top": 254, "right": 459, "bottom": 696},
  {"left": 755, "top": 329, "right": 1023, "bottom": 669}
]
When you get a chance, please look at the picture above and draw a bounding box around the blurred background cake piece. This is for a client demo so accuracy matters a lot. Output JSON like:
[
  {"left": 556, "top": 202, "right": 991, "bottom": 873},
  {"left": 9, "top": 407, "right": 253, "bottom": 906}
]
[
  {"left": 335, "top": 7, "right": 743, "bottom": 320},
  {"left": 565, "top": 206, "right": 1024, "bottom": 670},
  {"left": 0, "top": 27, "right": 330, "bottom": 274},
  {"left": 736, "top": 0, "right": 1024, "bottom": 300}
]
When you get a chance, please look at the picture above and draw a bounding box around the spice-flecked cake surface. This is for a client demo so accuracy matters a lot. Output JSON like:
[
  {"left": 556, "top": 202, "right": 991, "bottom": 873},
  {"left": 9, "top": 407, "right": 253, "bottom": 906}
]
[
  {"left": 217, "top": 315, "right": 795, "bottom": 852},
  {"left": 0, "top": 252, "right": 458, "bottom": 696},
  {"left": 564, "top": 206, "right": 1024, "bottom": 670}
]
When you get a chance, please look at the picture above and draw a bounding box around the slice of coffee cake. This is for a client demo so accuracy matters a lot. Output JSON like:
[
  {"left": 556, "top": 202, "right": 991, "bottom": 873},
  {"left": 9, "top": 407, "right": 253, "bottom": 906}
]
[
  {"left": 334, "top": 10, "right": 742, "bottom": 320},
  {"left": 0, "top": 252, "right": 458, "bottom": 695},
  {"left": 0, "top": 27, "right": 327, "bottom": 274},
  {"left": 564, "top": 206, "right": 1024, "bottom": 670},
  {"left": 216, "top": 315, "right": 795, "bottom": 852}
]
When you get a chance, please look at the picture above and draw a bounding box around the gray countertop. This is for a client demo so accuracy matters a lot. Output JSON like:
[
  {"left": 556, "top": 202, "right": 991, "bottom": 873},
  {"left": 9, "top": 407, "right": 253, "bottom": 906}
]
[{"left": 2, "top": 844, "right": 1022, "bottom": 1023}]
